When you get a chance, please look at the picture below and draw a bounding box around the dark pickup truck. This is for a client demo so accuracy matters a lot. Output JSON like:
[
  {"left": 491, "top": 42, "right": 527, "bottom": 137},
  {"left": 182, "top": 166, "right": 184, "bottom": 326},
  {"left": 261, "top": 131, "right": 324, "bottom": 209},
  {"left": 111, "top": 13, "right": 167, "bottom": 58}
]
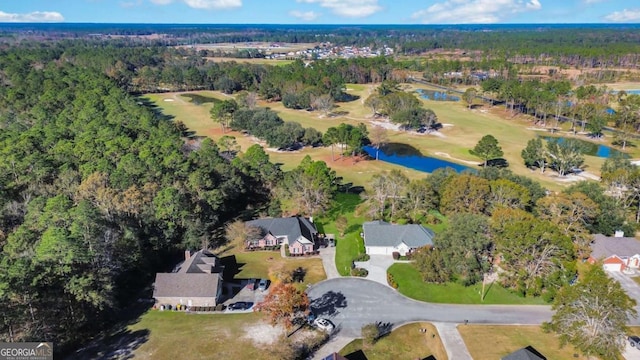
[{"left": 629, "top": 335, "right": 640, "bottom": 349}]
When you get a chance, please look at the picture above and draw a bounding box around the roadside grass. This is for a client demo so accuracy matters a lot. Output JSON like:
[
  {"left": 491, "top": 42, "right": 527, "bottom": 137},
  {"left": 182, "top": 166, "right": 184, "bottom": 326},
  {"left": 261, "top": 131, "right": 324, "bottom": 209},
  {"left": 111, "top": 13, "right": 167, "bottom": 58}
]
[
  {"left": 633, "top": 276, "right": 640, "bottom": 286},
  {"left": 315, "top": 193, "right": 367, "bottom": 276},
  {"left": 220, "top": 250, "right": 326, "bottom": 290},
  {"left": 458, "top": 325, "right": 590, "bottom": 360},
  {"left": 127, "top": 311, "right": 283, "bottom": 360},
  {"left": 387, "top": 263, "right": 546, "bottom": 305},
  {"left": 339, "top": 322, "right": 448, "bottom": 360}
]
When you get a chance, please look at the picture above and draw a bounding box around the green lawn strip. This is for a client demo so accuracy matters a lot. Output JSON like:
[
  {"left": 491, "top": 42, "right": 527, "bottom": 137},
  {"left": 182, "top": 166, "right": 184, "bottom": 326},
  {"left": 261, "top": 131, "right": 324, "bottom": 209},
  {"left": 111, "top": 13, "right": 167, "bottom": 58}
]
[
  {"left": 129, "top": 311, "right": 279, "bottom": 360},
  {"left": 388, "top": 263, "right": 545, "bottom": 305},
  {"left": 223, "top": 251, "right": 326, "bottom": 290},
  {"left": 315, "top": 193, "right": 366, "bottom": 276},
  {"left": 339, "top": 322, "right": 448, "bottom": 360},
  {"left": 458, "top": 325, "right": 591, "bottom": 360}
]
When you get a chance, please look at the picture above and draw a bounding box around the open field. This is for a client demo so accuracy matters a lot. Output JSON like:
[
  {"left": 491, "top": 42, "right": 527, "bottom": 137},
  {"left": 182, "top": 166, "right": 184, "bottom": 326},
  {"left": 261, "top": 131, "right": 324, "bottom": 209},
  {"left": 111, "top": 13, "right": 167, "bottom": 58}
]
[
  {"left": 144, "top": 83, "right": 640, "bottom": 190},
  {"left": 339, "top": 322, "right": 448, "bottom": 360},
  {"left": 205, "top": 57, "right": 295, "bottom": 66},
  {"left": 388, "top": 263, "right": 545, "bottom": 305},
  {"left": 458, "top": 325, "right": 590, "bottom": 360},
  {"left": 125, "top": 311, "right": 286, "bottom": 360}
]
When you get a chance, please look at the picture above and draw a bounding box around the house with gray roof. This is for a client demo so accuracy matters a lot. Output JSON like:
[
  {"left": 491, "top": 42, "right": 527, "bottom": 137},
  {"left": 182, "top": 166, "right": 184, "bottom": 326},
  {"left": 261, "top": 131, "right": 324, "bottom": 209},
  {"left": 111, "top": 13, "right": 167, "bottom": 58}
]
[
  {"left": 501, "top": 346, "right": 546, "bottom": 360},
  {"left": 588, "top": 233, "right": 640, "bottom": 272},
  {"left": 362, "top": 220, "right": 434, "bottom": 256},
  {"left": 153, "top": 249, "right": 224, "bottom": 307},
  {"left": 246, "top": 216, "right": 318, "bottom": 255}
]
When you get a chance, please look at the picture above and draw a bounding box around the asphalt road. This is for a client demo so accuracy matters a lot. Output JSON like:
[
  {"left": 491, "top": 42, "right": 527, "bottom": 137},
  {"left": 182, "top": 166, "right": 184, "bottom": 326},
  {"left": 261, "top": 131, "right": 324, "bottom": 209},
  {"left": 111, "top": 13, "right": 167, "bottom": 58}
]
[{"left": 307, "top": 278, "right": 555, "bottom": 338}]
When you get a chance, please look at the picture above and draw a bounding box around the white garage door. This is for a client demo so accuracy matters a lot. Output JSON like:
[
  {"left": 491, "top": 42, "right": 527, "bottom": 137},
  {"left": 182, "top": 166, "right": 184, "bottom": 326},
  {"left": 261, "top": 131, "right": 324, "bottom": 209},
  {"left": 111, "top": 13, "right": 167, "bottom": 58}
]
[{"left": 603, "top": 263, "right": 623, "bottom": 272}]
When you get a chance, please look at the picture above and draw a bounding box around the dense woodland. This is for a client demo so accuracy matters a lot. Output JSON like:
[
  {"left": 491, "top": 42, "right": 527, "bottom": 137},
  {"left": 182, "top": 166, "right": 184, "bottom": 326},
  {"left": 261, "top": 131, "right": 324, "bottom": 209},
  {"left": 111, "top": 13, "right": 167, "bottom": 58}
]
[{"left": 1, "top": 26, "right": 640, "bottom": 355}]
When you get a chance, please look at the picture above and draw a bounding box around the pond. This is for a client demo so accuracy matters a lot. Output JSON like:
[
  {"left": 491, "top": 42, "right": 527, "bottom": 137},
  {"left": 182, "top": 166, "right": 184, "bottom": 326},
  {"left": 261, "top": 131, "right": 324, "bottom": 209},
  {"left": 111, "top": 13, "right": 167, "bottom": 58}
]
[
  {"left": 540, "top": 136, "right": 628, "bottom": 158},
  {"left": 415, "top": 89, "right": 461, "bottom": 102},
  {"left": 180, "top": 93, "right": 221, "bottom": 105},
  {"left": 362, "top": 144, "right": 473, "bottom": 173}
]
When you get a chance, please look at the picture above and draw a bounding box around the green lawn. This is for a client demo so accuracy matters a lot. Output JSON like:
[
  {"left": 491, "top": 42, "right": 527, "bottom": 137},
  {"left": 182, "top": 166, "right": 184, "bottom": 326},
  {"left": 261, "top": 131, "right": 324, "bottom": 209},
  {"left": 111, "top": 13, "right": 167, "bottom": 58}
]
[
  {"left": 388, "top": 263, "right": 545, "bottom": 305},
  {"left": 220, "top": 250, "right": 326, "bottom": 290},
  {"left": 339, "top": 322, "right": 448, "bottom": 360},
  {"left": 458, "top": 325, "right": 590, "bottom": 360},
  {"left": 315, "top": 193, "right": 367, "bottom": 276}
]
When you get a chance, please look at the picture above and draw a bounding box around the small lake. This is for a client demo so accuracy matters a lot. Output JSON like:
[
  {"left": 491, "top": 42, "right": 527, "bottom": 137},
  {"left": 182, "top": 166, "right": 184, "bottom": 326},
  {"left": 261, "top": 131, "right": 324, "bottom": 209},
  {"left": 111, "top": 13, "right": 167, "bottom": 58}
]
[
  {"left": 416, "top": 89, "right": 461, "bottom": 102},
  {"left": 363, "top": 145, "right": 473, "bottom": 173},
  {"left": 181, "top": 93, "right": 221, "bottom": 105},
  {"left": 541, "top": 136, "right": 628, "bottom": 158}
]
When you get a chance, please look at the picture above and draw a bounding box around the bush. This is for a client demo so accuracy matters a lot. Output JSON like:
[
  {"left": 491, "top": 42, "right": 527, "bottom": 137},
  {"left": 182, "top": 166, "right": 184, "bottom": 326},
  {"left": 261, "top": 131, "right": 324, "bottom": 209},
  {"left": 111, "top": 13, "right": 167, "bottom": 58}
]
[
  {"left": 350, "top": 267, "right": 369, "bottom": 277},
  {"left": 361, "top": 323, "right": 380, "bottom": 347},
  {"left": 392, "top": 252, "right": 400, "bottom": 260},
  {"left": 387, "top": 273, "right": 398, "bottom": 289},
  {"left": 355, "top": 253, "right": 370, "bottom": 262},
  {"left": 215, "top": 304, "right": 225, "bottom": 311},
  {"left": 284, "top": 244, "right": 290, "bottom": 257}
]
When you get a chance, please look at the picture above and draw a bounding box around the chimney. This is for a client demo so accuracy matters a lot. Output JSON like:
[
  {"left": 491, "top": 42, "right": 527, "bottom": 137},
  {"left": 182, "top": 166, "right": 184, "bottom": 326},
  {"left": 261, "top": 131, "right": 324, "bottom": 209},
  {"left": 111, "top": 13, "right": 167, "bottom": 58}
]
[{"left": 185, "top": 250, "right": 191, "bottom": 261}]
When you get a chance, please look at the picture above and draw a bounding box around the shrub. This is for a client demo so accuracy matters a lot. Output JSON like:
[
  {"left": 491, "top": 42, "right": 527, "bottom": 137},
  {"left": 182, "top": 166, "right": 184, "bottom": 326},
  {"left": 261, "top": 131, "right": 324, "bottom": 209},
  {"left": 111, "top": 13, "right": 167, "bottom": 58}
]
[
  {"left": 361, "top": 323, "right": 380, "bottom": 347},
  {"left": 355, "top": 253, "right": 370, "bottom": 262},
  {"left": 392, "top": 252, "right": 400, "bottom": 260},
  {"left": 215, "top": 304, "right": 225, "bottom": 311},
  {"left": 387, "top": 273, "right": 398, "bottom": 289},
  {"left": 284, "top": 244, "right": 290, "bottom": 257},
  {"left": 350, "top": 267, "right": 369, "bottom": 277}
]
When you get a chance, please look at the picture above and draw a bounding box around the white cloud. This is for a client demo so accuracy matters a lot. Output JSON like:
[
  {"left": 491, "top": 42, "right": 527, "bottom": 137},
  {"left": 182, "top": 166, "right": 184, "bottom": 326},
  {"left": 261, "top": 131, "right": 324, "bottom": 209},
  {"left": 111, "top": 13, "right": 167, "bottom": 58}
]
[
  {"left": 412, "top": 0, "right": 541, "bottom": 24},
  {"left": 290, "top": 10, "right": 320, "bottom": 21},
  {"left": 0, "top": 11, "right": 64, "bottom": 22},
  {"left": 604, "top": 8, "right": 640, "bottom": 22},
  {"left": 149, "top": 0, "right": 241, "bottom": 9},
  {"left": 297, "top": 0, "right": 382, "bottom": 18},
  {"left": 584, "top": 0, "right": 607, "bottom": 4}
]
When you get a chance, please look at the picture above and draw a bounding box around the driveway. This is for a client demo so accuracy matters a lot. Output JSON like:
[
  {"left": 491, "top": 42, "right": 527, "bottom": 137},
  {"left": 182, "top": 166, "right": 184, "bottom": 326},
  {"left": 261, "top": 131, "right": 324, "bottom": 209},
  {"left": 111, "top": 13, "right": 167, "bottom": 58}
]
[
  {"left": 320, "top": 246, "right": 340, "bottom": 279},
  {"left": 354, "top": 255, "right": 396, "bottom": 286},
  {"left": 607, "top": 270, "right": 640, "bottom": 305},
  {"left": 307, "top": 278, "right": 555, "bottom": 338}
]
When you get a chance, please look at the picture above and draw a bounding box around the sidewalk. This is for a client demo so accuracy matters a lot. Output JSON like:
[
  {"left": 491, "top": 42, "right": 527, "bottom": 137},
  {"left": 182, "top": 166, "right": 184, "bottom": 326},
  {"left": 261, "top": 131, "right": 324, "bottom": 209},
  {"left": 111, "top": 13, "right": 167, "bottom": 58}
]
[
  {"left": 310, "top": 335, "right": 354, "bottom": 360},
  {"left": 433, "top": 322, "right": 473, "bottom": 360}
]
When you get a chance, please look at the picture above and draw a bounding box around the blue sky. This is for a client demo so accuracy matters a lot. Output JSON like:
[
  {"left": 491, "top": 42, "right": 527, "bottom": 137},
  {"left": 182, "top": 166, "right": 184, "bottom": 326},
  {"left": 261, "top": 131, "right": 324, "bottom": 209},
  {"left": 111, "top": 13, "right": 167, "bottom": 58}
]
[{"left": 1, "top": 0, "right": 639, "bottom": 24}]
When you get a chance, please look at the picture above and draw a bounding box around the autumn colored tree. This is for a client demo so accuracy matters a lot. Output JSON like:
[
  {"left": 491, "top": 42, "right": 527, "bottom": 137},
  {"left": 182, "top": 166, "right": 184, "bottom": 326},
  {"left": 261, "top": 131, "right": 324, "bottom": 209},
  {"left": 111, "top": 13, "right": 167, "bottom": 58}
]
[
  {"left": 255, "top": 282, "right": 310, "bottom": 329},
  {"left": 440, "top": 174, "right": 491, "bottom": 215}
]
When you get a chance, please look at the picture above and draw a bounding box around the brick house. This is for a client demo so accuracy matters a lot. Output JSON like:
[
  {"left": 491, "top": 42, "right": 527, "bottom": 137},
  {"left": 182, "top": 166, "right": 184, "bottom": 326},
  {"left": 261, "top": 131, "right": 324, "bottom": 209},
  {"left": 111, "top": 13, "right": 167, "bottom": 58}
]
[
  {"left": 246, "top": 216, "right": 318, "bottom": 255},
  {"left": 588, "top": 233, "right": 640, "bottom": 272}
]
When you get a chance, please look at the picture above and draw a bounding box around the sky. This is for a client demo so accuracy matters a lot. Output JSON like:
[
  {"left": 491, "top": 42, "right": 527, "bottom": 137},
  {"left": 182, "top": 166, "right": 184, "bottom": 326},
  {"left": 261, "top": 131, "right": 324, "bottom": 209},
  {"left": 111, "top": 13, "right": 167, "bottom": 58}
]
[{"left": 0, "top": 0, "right": 639, "bottom": 25}]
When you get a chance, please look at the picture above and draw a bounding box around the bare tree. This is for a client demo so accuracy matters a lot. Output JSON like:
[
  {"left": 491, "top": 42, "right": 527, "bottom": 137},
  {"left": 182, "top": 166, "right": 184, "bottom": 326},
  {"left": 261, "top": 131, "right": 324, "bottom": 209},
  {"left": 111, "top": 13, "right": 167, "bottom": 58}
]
[
  {"left": 225, "top": 219, "right": 262, "bottom": 249},
  {"left": 311, "top": 94, "right": 334, "bottom": 116},
  {"left": 368, "top": 126, "right": 388, "bottom": 160}
]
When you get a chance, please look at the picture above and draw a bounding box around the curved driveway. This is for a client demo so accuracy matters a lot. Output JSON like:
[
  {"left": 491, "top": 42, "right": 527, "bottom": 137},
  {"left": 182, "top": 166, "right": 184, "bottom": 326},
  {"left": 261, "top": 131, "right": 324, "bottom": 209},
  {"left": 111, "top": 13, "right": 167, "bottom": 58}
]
[{"left": 308, "top": 278, "right": 554, "bottom": 337}]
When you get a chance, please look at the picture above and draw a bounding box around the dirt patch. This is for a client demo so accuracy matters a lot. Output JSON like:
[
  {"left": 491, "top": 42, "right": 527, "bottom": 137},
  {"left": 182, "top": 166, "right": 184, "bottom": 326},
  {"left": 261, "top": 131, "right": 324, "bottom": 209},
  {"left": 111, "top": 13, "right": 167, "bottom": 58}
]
[{"left": 243, "top": 322, "right": 284, "bottom": 345}]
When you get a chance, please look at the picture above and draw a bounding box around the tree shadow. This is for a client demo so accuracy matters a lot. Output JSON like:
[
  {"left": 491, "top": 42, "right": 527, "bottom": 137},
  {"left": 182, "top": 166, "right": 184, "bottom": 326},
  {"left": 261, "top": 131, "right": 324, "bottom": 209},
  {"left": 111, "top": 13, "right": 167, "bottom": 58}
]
[
  {"left": 136, "top": 96, "right": 175, "bottom": 122},
  {"left": 480, "top": 158, "right": 509, "bottom": 168},
  {"left": 381, "top": 143, "right": 422, "bottom": 157},
  {"left": 219, "top": 255, "right": 245, "bottom": 280},
  {"left": 72, "top": 328, "right": 150, "bottom": 360},
  {"left": 374, "top": 321, "right": 393, "bottom": 339},
  {"left": 339, "top": 93, "right": 360, "bottom": 102},
  {"left": 310, "top": 291, "right": 347, "bottom": 317},
  {"left": 292, "top": 267, "right": 306, "bottom": 283},
  {"left": 345, "top": 349, "right": 369, "bottom": 360}
]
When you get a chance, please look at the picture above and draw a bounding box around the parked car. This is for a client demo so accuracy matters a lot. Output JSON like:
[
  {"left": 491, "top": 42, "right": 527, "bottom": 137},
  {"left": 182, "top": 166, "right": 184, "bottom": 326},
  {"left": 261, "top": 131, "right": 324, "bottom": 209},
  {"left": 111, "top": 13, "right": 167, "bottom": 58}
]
[
  {"left": 313, "top": 318, "right": 335, "bottom": 332},
  {"left": 629, "top": 335, "right": 640, "bottom": 349},
  {"left": 258, "top": 279, "right": 269, "bottom": 291},
  {"left": 247, "top": 278, "right": 257, "bottom": 290},
  {"left": 227, "top": 302, "right": 253, "bottom": 311}
]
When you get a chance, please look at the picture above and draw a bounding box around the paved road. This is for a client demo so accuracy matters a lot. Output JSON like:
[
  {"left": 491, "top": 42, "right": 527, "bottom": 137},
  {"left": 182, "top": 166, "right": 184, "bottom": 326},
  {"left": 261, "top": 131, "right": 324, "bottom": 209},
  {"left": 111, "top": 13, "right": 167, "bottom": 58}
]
[{"left": 307, "top": 278, "right": 555, "bottom": 338}]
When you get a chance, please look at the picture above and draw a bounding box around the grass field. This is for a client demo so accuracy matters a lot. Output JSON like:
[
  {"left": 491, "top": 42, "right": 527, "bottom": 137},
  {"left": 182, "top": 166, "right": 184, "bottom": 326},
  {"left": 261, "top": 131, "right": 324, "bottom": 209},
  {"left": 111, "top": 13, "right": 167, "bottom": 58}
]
[
  {"left": 315, "top": 193, "right": 367, "bottom": 276},
  {"left": 388, "top": 263, "right": 546, "bottom": 305},
  {"left": 144, "top": 83, "right": 640, "bottom": 191},
  {"left": 218, "top": 250, "right": 326, "bottom": 291},
  {"left": 126, "top": 311, "right": 284, "bottom": 360},
  {"left": 458, "top": 325, "right": 590, "bottom": 360},
  {"left": 339, "top": 322, "right": 448, "bottom": 360}
]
